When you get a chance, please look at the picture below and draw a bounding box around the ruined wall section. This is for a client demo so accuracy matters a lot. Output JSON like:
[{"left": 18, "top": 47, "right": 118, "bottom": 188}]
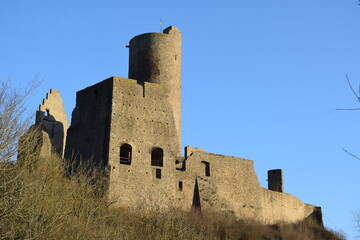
[
  {"left": 259, "top": 188, "right": 317, "bottom": 224},
  {"left": 176, "top": 148, "right": 319, "bottom": 224},
  {"left": 35, "top": 89, "right": 68, "bottom": 157},
  {"left": 175, "top": 149, "right": 262, "bottom": 216},
  {"left": 108, "top": 77, "right": 180, "bottom": 210},
  {"left": 65, "top": 79, "right": 113, "bottom": 167}
]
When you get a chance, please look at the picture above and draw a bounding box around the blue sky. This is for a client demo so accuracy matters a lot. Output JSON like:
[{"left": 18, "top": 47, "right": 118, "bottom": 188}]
[{"left": 1, "top": 0, "right": 360, "bottom": 238}]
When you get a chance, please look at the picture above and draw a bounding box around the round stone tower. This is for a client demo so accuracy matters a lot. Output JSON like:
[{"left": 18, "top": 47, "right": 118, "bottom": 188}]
[{"left": 128, "top": 26, "right": 182, "bottom": 151}]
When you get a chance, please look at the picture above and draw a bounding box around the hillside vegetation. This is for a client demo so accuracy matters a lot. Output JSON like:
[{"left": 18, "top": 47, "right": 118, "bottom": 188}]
[{"left": 0, "top": 151, "right": 345, "bottom": 240}]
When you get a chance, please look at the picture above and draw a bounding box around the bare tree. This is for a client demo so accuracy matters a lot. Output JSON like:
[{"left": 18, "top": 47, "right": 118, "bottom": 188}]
[{"left": 0, "top": 77, "right": 40, "bottom": 163}]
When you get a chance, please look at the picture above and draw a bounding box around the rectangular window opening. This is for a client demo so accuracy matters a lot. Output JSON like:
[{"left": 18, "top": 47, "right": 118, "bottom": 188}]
[
  {"left": 201, "top": 161, "right": 210, "bottom": 177},
  {"left": 156, "top": 168, "right": 162, "bottom": 179},
  {"left": 178, "top": 181, "right": 183, "bottom": 191}
]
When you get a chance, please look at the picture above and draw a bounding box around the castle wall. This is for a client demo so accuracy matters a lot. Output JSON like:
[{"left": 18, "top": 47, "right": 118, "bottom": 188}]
[
  {"left": 20, "top": 89, "right": 68, "bottom": 159},
  {"left": 259, "top": 188, "right": 317, "bottom": 224},
  {"left": 176, "top": 148, "right": 319, "bottom": 224},
  {"left": 36, "top": 89, "right": 68, "bottom": 157},
  {"left": 106, "top": 77, "right": 180, "bottom": 210},
  {"left": 175, "top": 149, "right": 262, "bottom": 215},
  {"left": 65, "top": 79, "right": 113, "bottom": 167}
]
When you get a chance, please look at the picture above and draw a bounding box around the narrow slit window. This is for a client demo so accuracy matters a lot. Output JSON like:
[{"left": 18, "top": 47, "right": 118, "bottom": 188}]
[
  {"left": 178, "top": 181, "right": 183, "bottom": 191},
  {"left": 151, "top": 147, "right": 163, "bottom": 167},
  {"left": 201, "top": 161, "right": 210, "bottom": 177},
  {"left": 156, "top": 168, "right": 162, "bottom": 179},
  {"left": 120, "top": 144, "right": 132, "bottom": 165}
]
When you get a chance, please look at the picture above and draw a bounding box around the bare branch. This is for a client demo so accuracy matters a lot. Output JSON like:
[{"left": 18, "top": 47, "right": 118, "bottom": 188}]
[
  {"left": 0, "top": 77, "right": 41, "bottom": 163},
  {"left": 342, "top": 148, "right": 360, "bottom": 161},
  {"left": 346, "top": 74, "right": 360, "bottom": 101},
  {"left": 335, "top": 108, "right": 360, "bottom": 111}
]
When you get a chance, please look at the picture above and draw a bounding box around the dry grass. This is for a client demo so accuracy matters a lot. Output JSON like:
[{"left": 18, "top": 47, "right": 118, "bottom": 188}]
[{"left": 0, "top": 152, "right": 345, "bottom": 240}]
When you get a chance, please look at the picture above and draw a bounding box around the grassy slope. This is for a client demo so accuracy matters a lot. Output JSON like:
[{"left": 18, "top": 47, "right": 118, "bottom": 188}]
[{"left": 0, "top": 155, "right": 345, "bottom": 240}]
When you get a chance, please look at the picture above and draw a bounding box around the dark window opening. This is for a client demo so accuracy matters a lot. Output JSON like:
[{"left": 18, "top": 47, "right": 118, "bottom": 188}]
[
  {"left": 120, "top": 144, "right": 132, "bottom": 165},
  {"left": 178, "top": 181, "right": 183, "bottom": 191},
  {"left": 151, "top": 147, "right": 163, "bottom": 167},
  {"left": 201, "top": 161, "right": 210, "bottom": 177},
  {"left": 156, "top": 168, "right": 161, "bottom": 179}
]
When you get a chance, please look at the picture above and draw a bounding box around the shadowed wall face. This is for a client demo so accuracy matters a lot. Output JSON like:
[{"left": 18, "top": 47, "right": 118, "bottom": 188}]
[
  {"left": 65, "top": 80, "right": 113, "bottom": 167},
  {"left": 268, "top": 169, "right": 284, "bottom": 193}
]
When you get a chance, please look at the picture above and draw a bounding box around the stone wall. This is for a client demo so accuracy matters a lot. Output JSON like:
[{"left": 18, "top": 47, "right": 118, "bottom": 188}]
[
  {"left": 20, "top": 89, "right": 68, "bottom": 159},
  {"left": 175, "top": 147, "right": 320, "bottom": 224},
  {"left": 65, "top": 79, "right": 113, "bottom": 167},
  {"left": 107, "top": 77, "right": 180, "bottom": 210}
]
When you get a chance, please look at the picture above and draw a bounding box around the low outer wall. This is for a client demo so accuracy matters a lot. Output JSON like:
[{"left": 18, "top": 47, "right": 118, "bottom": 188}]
[
  {"left": 259, "top": 188, "right": 317, "bottom": 224},
  {"left": 176, "top": 148, "right": 320, "bottom": 224}
]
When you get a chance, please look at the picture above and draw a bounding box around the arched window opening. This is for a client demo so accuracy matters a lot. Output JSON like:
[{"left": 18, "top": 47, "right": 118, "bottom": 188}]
[
  {"left": 151, "top": 147, "right": 163, "bottom": 167},
  {"left": 120, "top": 144, "right": 132, "bottom": 165}
]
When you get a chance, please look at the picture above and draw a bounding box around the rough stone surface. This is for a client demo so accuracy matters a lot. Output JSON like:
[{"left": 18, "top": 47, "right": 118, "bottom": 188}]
[
  {"left": 65, "top": 80, "right": 113, "bottom": 166},
  {"left": 128, "top": 26, "right": 182, "bottom": 152},
  {"left": 36, "top": 89, "right": 68, "bottom": 157},
  {"left": 21, "top": 89, "right": 68, "bottom": 158},
  {"left": 175, "top": 149, "right": 319, "bottom": 224}
]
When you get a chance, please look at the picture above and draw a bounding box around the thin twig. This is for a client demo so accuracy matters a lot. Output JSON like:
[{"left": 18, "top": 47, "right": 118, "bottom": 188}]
[
  {"left": 335, "top": 108, "right": 360, "bottom": 110},
  {"left": 343, "top": 148, "right": 360, "bottom": 160},
  {"left": 346, "top": 74, "right": 360, "bottom": 101}
]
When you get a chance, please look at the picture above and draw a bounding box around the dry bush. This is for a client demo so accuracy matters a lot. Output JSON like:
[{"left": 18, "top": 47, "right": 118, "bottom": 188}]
[
  {"left": 278, "top": 220, "right": 345, "bottom": 240},
  {"left": 0, "top": 151, "right": 108, "bottom": 239},
  {"left": 0, "top": 151, "right": 346, "bottom": 240}
]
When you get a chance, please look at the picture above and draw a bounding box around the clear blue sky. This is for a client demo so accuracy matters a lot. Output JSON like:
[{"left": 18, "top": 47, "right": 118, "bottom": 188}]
[{"left": 1, "top": 0, "right": 359, "bottom": 238}]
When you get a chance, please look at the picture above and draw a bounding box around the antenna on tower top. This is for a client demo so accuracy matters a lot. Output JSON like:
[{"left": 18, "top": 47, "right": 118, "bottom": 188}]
[{"left": 160, "top": 19, "right": 163, "bottom": 33}]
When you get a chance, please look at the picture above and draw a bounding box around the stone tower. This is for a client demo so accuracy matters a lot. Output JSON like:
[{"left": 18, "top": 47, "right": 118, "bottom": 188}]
[
  {"left": 128, "top": 26, "right": 182, "bottom": 151},
  {"left": 65, "top": 26, "right": 182, "bottom": 209}
]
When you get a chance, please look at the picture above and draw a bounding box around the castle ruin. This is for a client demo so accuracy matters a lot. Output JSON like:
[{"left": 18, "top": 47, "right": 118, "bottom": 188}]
[{"left": 29, "top": 26, "right": 322, "bottom": 225}]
